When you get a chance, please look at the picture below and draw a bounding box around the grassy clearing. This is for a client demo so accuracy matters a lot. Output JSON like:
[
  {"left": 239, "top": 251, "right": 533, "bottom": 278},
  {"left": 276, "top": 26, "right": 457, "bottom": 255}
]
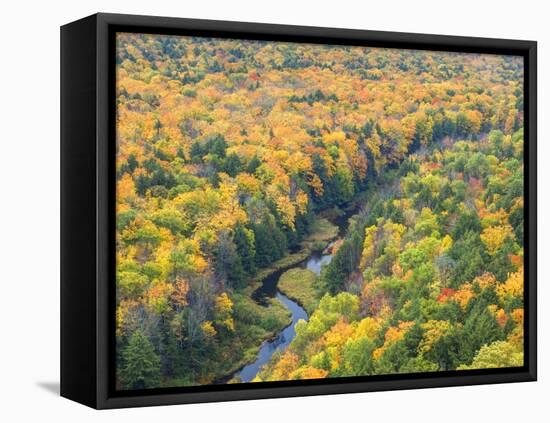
[
  {"left": 301, "top": 217, "right": 339, "bottom": 253},
  {"left": 227, "top": 216, "right": 337, "bottom": 381},
  {"left": 248, "top": 250, "right": 311, "bottom": 290},
  {"left": 220, "top": 293, "right": 291, "bottom": 379},
  {"left": 305, "top": 217, "right": 339, "bottom": 242},
  {"left": 162, "top": 292, "right": 291, "bottom": 386},
  {"left": 245, "top": 217, "right": 338, "bottom": 291},
  {"left": 236, "top": 296, "right": 292, "bottom": 366},
  {"left": 278, "top": 268, "right": 319, "bottom": 315}
]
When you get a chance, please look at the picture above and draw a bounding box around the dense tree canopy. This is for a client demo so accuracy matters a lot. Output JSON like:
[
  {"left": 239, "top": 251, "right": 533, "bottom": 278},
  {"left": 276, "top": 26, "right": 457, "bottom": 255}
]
[
  {"left": 257, "top": 131, "right": 524, "bottom": 381},
  {"left": 115, "top": 32, "right": 524, "bottom": 388}
]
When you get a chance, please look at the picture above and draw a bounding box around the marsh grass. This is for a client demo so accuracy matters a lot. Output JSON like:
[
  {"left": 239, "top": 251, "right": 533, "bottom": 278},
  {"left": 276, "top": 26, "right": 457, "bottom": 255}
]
[{"left": 278, "top": 268, "right": 319, "bottom": 315}]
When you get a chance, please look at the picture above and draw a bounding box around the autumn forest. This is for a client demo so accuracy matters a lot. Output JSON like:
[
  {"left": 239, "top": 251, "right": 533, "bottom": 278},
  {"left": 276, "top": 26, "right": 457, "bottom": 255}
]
[{"left": 115, "top": 33, "right": 525, "bottom": 390}]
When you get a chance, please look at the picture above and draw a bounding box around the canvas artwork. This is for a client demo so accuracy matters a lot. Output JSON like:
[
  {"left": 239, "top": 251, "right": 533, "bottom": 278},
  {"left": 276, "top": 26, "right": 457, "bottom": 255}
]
[{"left": 114, "top": 33, "right": 525, "bottom": 391}]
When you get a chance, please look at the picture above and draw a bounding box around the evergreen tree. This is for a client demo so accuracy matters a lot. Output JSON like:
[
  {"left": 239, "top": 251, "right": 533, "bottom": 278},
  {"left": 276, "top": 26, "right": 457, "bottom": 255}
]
[
  {"left": 321, "top": 230, "right": 363, "bottom": 294},
  {"left": 120, "top": 330, "right": 161, "bottom": 390},
  {"left": 214, "top": 231, "right": 246, "bottom": 288},
  {"left": 449, "top": 231, "right": 488, "bottom": 287},
  {"left": 252, "top": 216, "right": 287, "bottom": 267},
  {"left": 223, "top": 152, "right": 243, "bottom": 177},
  {"left": 234, "top": 224, "right": 256, "bottom": 275},
  {"left": 246, "top": 154, "right": 262, "bottom": 174}
]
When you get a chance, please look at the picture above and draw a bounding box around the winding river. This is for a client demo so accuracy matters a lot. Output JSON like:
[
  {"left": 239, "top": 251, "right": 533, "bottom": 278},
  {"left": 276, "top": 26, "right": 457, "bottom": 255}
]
[
  {"left": 230, "top": 216, "right": 349, "bottom": 383},
  {"left": 234, "top": 292, "right": 308, "bottom": 382}
]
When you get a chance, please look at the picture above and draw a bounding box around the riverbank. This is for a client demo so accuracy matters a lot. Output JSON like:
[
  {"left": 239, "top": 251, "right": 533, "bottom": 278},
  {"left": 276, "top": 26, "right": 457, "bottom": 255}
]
[
  {"left": 217, "top": 216, "right": 340, "bottom": 383},
  {"left": 230, "top": 293, "right": 307, "bottom": 383},
  {"left": 243, "top": 217, "right": 339, "bottom": 296},
  {"left": 206, "top": 292, "right": 291, "bottom": 385},
  {"left": 278, "top": 268, "right": 319, "bottom": 315},
  {"left": 301, "top": 217, "right": 340, "bottom": 251}
]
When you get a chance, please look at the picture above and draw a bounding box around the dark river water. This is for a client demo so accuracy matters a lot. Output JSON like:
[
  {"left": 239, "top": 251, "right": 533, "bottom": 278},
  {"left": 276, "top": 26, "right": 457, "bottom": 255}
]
[
  {"left": 234, "top": 292, "right": 308, "bottom": 382},
  {"left": 303, "top": 246, "right": 334, "bottom": 275},
  {"left": 232, "top": 244, "right": 334, "bottom": 382},
  {"left": 229, "top": 209, "right": 355, "bottom": 383}
]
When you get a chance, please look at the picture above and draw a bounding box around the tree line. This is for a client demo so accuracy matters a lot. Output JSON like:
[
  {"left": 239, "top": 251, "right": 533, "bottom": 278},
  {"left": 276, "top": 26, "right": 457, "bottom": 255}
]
[{"left": 114, "top": 32, "right": 524, "bottom": 388}]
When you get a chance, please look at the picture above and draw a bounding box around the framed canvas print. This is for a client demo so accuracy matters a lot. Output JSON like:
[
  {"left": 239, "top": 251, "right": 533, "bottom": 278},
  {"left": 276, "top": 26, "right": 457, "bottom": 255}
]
[{"left": 60, "top": 13, "right": 537, "bottom": 409}]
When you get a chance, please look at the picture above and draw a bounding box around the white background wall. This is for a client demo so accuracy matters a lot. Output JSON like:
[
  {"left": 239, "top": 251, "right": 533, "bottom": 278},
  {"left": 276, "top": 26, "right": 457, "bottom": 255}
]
[{"left": 1, "top": 0, "right": 546, "bottom": 421}]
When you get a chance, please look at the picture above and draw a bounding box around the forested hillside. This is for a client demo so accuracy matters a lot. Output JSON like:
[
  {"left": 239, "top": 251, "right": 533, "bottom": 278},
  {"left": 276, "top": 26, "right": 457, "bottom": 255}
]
[
  {"left": 115, "top": 32, "right": 524, "bottom": 389},
  {"left": 256, "top": 132, "right": 524, "bottom": 381}
]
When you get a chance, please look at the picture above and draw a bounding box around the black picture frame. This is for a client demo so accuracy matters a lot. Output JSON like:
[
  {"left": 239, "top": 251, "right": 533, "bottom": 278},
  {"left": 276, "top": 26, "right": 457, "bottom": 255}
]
[{"left": 61, "top": 12, "right": 537, "bottom": 409}]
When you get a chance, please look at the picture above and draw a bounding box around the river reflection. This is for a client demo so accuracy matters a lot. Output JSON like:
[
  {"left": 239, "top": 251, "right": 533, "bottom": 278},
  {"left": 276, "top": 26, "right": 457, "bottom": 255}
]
[
  {"left": 234, "top": 292, "right": 308, "bottom": 382},
  {"left": 232, "top": 213, "right": 351, "bottom": 383},
  {"left": 303, "top": 252, "right": 332, "bottom": 276}
]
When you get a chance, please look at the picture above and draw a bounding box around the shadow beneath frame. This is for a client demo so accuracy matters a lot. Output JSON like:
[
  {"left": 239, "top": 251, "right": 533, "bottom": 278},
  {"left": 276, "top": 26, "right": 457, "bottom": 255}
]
[{"left": 36, "top": 381, "right": 60, "bottom": 396}]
